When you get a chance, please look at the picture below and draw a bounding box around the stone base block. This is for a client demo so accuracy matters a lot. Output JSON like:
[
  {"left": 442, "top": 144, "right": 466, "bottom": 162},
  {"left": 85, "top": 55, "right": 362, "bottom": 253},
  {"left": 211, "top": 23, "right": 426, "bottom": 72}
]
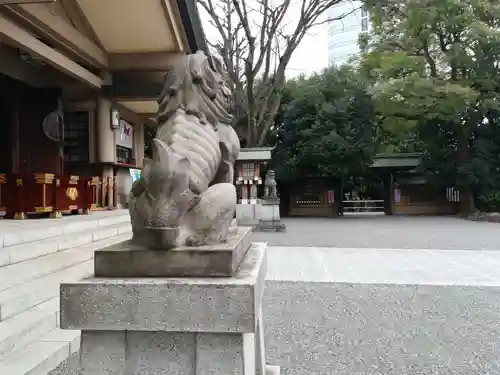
[
  {"left": 266, "top": 365, "right": 281, "bottom": 375},
  {"left": 253, "top": 201, "right": 285, "bottom": 232},
  {"left": 94, "top": 226, "right": 252, "bottom": 277},
  {"left": 77, "top": 329, "right": 279, "bottom": 375},
  {"left": 236, "top": 203, "right": 260, "bottom": 226},
  {"left": 256, "top": 203, "right": 279, "bottom": 221},
  {"left": 61, "top": 242, "right": 278, "bottom": 375},
  {"left": 254, "top": 219, "right": 286, "bottom": 232},
  {"left": 237, "top": 202, "right": 283, "bottom": 228},
  {"left": 261, "top": 197, "right": 280, "bottom": 205},
  {"left": 61, "top": 242, "right": 266, "bottom": 333}
]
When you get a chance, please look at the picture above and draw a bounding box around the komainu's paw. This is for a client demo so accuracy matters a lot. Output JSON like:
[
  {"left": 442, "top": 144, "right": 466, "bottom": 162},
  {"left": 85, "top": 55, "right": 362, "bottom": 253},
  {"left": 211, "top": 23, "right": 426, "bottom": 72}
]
[
  {"left": 185, "top": 234, "right": 204, "bottom": 247},
  {"left": 205, "top": 232, "right": 225, "bottom": 244},
  {"left": 227, "top": 218, "right": 238, "bottom": 235},
  {"left": 184, "top": 232, "right": 226, "bottom": 246}
]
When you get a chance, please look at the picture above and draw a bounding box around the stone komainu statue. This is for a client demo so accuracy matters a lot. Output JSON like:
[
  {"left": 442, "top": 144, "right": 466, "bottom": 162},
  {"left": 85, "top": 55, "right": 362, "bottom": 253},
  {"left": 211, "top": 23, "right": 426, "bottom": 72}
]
[
  {"left": 264, "top": 169, "right": 278, "bottom": 198},
  {"left": 129, "top": 50, "right": 240, "bottom": 248}
]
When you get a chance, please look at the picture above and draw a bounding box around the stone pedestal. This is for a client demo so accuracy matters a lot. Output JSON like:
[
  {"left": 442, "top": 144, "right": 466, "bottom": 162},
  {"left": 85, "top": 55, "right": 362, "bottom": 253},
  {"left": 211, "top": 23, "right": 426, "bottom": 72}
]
[
  {"left": 236, "top": 203, "right": 260, "bottom": 226},
  {"left": 60, "top": 239, "right": 279, "bottom": 375},
  {"left": 94, "top": 227, "right": 253, "bottom": 277},
  {"left": 254, "top": 198, "right": 286, "bottom": 232}
]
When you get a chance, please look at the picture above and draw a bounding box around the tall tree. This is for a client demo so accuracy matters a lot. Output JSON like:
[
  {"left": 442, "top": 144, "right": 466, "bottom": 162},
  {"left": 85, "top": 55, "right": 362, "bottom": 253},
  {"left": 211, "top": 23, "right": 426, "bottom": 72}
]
[
  {"left": 360, "top": 0, "right": 500, "bottom": 215},
  {"left": 198, "top": 0, "right": 360, "bottom": 146},
  {"left": 273, "top": 66, "right": 380, "bottom": 182},
  {"left": 470, "top": 114, "right": 500, "bottom": 212}
]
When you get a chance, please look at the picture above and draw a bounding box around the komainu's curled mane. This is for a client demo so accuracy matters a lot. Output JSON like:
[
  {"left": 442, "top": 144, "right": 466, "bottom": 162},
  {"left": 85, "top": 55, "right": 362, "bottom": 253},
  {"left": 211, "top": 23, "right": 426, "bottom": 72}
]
[
  {"left": 129, "top": 50, "right": 240, "bottom": 249},
  {"left": 157, "top": 50, "right": 233, "bottom": 127}
]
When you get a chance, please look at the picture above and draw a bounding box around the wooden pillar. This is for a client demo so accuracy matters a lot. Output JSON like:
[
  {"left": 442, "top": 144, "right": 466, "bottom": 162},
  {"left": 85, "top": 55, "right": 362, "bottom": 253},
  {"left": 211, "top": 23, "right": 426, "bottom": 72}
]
[
  {"left": 112, "top": 175, "right": 118, "bottom": 209},
  {"left": 254, "top": 163, "right": 260, "bottom": 181},
  {"left": 100, "top": 170, "right": 115, "bottom": 209},
  {"left": 101, "top": 176, "right": 107, "bottom": 208},
  {"left": 96, "top": 97, "right": 115, "bottom": 209},
  {"left": 90, "top": 176, "right": 100, "bottom": 211},
  {"left": 83, "top": 177, "right": 93, "bottom": 214},
  {"left": 134, "top": 122, "right": 145, "bottom": 167},
  {"left": 57, "top": 98, "right": 64, "bottom": 176},
  {"left": 385, "top": 172, "right": 394, "bottom": 215},
  {"left": 11, "top": 91, "right": 20, "bottom": 174},
  {"left": 9, "top": 176, "right": 26, "bottom": 220},
  {"left": 50, "top": 174, "right": 62, "bottom": 218},
  {"left": 96, "top": 97, "right": 115, "bottom": 163},
  {"left": 242, "top": 184, "right": 249, "bottom": 203},
  {"left": 339, "top": 175, "right": 345, "bottom": 216},
  {"left": 250, "top": 183, "right": 257, "bottom": 201}
]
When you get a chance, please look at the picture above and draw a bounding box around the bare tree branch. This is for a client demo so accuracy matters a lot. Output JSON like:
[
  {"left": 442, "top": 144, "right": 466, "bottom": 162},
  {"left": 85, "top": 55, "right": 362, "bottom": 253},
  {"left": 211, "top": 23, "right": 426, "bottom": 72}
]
[{"left": 200, "top": 0, "right": 354, "bottom": 146}]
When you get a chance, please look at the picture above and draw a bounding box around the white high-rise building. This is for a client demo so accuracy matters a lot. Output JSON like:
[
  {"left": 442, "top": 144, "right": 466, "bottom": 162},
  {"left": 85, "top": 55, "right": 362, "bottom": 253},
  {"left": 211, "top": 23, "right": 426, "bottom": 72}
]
[{"left": 327, "top": 1, "right": 370, "bottom": 67}]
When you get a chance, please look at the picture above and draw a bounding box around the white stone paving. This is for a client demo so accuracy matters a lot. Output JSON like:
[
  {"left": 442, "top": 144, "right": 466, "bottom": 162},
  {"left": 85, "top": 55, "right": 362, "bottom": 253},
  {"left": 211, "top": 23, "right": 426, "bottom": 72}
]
[{"left": 266, "top": 245, "right": 500, "bottom": 286}]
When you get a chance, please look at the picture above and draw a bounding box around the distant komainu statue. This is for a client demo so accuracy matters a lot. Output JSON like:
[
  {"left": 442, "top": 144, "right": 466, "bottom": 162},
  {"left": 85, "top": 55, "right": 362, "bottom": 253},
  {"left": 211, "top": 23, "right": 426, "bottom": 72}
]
[
  {"left": 264, "top": 169, "right": 278, "bottom": 198},
  {"left": 129, "top": 50, "right": 240, "bottom": 249}
]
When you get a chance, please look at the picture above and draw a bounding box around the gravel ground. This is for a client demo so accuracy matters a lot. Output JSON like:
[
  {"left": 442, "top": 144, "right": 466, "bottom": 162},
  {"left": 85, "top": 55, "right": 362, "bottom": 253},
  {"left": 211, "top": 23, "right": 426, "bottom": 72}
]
[
  {"left": 50, "top": 281, "right": 500, "bottom": 375},
  {"left": 264, "top": 281, "right": 500, "bottom": 375},
  {"left": 252, "top": 216, "right": 500, "bottom": 250}
]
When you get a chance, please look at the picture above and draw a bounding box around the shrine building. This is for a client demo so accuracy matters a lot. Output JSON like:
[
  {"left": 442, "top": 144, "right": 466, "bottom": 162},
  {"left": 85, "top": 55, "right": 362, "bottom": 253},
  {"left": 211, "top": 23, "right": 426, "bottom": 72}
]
[{"left": 0, "top": 0, "right": 205, "bottom": 219}]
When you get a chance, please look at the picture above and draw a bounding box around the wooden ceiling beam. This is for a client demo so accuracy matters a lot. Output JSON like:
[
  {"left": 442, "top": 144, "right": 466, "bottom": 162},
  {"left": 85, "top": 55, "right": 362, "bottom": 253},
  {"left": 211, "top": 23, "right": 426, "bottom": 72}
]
[
  {"left": 3, "top": 2, "right": 107, "bottom": 67},
  {"left": 108, "top": 51, "right": 183, "bottom": 71},
  {"left": 0, "top": 14, "right": 102, "bottom": 88}
]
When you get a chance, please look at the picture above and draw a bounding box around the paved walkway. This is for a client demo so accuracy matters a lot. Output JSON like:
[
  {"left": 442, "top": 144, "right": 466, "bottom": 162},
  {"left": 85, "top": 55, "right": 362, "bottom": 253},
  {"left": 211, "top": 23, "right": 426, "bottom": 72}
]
[
  {"left": 252, "top": 215, "right": 500, "bottom": 250},
  {"left": 257, "top": 216, "right": 500, "bottom": 286},
  {"left": 257, "top": 216, "right": 500, "bottom": 374},
  {"left": 266, "top": 246, "right": 500, "bottom": 286}
]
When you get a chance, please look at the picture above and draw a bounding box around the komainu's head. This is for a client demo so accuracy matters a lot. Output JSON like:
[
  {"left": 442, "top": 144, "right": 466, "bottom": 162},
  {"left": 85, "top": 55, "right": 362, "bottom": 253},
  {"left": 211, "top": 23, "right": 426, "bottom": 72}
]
[{"left": 157, "top": 50, "right": 233, "bottom": 126}]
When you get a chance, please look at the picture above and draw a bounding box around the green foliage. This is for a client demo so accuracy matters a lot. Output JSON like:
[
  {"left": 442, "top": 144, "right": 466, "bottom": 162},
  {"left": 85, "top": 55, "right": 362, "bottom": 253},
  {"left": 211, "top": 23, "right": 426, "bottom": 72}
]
[
  {"left": 470, "top": 116, "right": 500, "bottom": 211},
  {"left": 272, "top": 66, "right": 380, "bottom": 183},
  {"left": 362, "top": 0, "right": 500, "bottom": 120},
  {"left": 477, "top": 191, "right": 500, "bottom": 212},
  {"left": 360, "top": 0, "right": 500, "bottom": 213}
]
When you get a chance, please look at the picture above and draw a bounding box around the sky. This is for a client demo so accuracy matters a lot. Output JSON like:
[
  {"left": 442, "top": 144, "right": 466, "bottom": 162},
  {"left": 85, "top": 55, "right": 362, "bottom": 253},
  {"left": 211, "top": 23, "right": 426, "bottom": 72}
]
[
  {"left": 197, "top": 2, "right": 329, "bottom": 78},
  {"left": 286, "top": 24, "right": 329, "bottom": 77}
]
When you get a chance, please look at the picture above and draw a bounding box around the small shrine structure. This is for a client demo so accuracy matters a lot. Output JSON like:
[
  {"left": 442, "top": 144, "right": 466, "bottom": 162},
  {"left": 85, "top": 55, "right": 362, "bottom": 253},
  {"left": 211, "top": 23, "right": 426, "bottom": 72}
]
[
  {"left": 235, "top": 147, "right": 273, "bottom": 204},
  {"left": 235, "top": 147, "right": 285, "bottom": 229}
]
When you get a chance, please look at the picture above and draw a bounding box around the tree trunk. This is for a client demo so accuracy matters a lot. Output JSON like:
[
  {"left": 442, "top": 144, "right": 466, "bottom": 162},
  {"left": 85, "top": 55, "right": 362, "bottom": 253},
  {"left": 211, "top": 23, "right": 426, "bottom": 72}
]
[
  {"left": 246, "top": 114, "right": 257, "bottom": 146},
  {"left": 458, "top": 190, "right": 476, "bottom": 217},
  {"left": 456, "top": 125, "right": 477, "bottom": 216}
]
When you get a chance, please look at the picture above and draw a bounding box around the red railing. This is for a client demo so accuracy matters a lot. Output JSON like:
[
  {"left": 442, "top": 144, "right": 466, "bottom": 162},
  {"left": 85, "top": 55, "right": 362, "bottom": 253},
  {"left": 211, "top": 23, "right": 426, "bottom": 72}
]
[{"left": 0, "top": 173, "right": 118, "bottom": 219}]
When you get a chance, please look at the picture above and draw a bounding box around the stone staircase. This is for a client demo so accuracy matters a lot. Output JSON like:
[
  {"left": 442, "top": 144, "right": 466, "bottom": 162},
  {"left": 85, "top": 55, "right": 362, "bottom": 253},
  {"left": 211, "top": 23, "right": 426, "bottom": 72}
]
[{"left": 0, "top": 210, "right": 132, "bottom": 375}]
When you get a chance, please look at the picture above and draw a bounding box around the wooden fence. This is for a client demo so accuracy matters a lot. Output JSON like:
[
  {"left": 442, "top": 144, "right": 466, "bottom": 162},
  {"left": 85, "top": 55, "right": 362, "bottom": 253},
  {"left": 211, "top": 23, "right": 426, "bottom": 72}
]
[{"left": 0, "top": 173, "right": 118, "bottom": 219}]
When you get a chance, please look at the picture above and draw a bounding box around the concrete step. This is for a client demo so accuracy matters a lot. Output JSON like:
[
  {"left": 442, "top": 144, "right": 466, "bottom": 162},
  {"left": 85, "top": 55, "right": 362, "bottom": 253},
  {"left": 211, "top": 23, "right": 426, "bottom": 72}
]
[
  {"left": 0, "top": 233, "right": 131, "bottom": 361},
  {"left": 0, "top": 329, "right": 80, "bottom": 375},
  {"left": 0, "top": 210, "right": 132, "bottom": 375},
  {"left": 0, "top": 298, "right": 59, "bottom": 361},
  {"left": 0, "top": 210, "right": 130, "bottom": 248},
  {"left": 0, "top": 232, "right": 132, "bottom": 293},
  {"left": 0, "top": 260, "right": 92, "bottom": 321},
  {"left": 0, "top": 221, "right": 131, "bottom": 267}
]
